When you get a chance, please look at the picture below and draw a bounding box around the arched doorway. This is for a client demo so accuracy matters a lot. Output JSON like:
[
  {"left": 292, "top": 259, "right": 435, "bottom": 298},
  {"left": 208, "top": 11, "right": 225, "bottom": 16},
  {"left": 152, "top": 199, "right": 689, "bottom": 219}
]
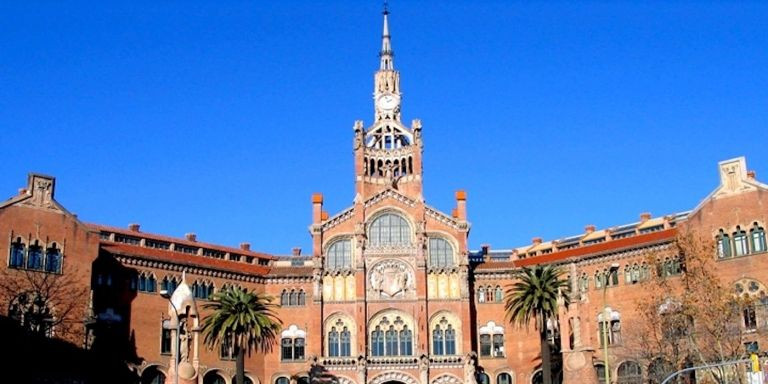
[
  {"left": 203, "top": 371, "right": 226, "bottom": 384},
  {"left": 140, "top": 366, "right": 166, "bottom": 384}
]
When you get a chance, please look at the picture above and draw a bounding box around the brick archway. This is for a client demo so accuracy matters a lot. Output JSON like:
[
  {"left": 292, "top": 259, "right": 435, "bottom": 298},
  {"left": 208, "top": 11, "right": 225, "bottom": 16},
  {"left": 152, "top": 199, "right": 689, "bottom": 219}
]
[{"left": 369, "top": 372, "right": 418, "bottom": 384}]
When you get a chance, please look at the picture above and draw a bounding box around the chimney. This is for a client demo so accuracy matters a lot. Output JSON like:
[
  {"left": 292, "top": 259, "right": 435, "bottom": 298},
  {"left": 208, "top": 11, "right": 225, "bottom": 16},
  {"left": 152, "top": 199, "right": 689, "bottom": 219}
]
[
  {"left": 451, "top": 208, "right": 459, "bottom": 218},
  {"left": 292, "top": 247, "right": 302, "bottom": 256},
  {"left": 455, "top": 190, "right": 467, "bottom": 221},
  {"left": 481, "top": 243, "right": 490, "bottom": 256},
  {"left": 128, "top": 223, "right": 140, "bottom": 232},
  {"left": 748, "top": 170, "right": 756, "bottom": 180},
  {"left": 240, "top": 242, "right": 250, "bottom": 251},
  {"left": 532, "top": 237, "right": 543, "bottom": 245},
  {"left": 312, "top": 193, "right": 324, "bottom": 224},
  {"left": 18, "top": 188, "right": 27, "bottom": 195},
  {"left": 585, "top": 225, "right": 596, "bottom": 234},
  {"left": 185, "top": 233, "right": 197, "bottom": 242},
  {"left": 640, "top": 212, "right": 652, "bottom": 223}
]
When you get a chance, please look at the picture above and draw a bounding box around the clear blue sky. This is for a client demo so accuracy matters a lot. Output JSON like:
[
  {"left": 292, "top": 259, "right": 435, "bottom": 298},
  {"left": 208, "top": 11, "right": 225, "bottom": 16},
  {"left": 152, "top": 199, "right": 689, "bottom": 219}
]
[{"left": 2, "top": 1, "right": 767, "bottom": 255}]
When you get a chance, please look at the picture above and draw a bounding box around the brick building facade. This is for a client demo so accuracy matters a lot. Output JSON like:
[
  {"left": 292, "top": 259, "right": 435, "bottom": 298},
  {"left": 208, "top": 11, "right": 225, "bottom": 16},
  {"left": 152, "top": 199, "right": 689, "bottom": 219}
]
[{"left": 2, "top": 10, "right": 767, "bottom": 384}]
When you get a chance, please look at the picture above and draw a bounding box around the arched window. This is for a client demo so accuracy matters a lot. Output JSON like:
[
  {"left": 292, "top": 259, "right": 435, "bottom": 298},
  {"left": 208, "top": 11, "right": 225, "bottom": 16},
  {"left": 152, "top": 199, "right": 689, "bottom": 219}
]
[
  {"left": 579, "top": 273, "right": 589, "bottom": 292},
  {"left": 203, "top": 372, "right": 226, "bottom": 384},
  {"left": 281, "top": 325, "right": 306, "bottom": 361},
  {"left": 276, "top": 377, "right": 290, "bottom": 384},
  {"left": 662, "top": 257, "right": 682, "bottom": 276},
  {"left": 385, "top": 326, "right": 398, "bottom": 354},
  {"left": 594, "top": 364, "right": 606, "bottom": 384},
  {"left": 494, "top": 286, "right": 503, "bottom": 302},
  {"left": 370, "top": 315, "right": 412, "bottom": 356},
  {"left": 161, "top": 276, "right": 178, "bottom": 294},
  {"left": 325, "top": 239, "right": 351, "bottom": 269},
  {"left": 368, "top": 213, "right": 411, "bottom": 247},
  {"left": 328, "top": 326, "right": 340, "bottom": 356},
  {"left": 733, "top": 226, "right": 749, "bottom": 256},
  {"left": 432, "top": 325, "right": 444, "bottom": 355},
  {"left": 477, "top": 373, "right": 490, "bottom": 384},
  {"left": 371, "top": 326, "right": 385, "bottom": 356},
  {"left": 640, "top": 262, "right": 650, "bottom": 281},
  {"left": 717, "top": 229, "right": 732, "bottom": 258},
  {"left": 598, "top": 309, "right": 621, "bottom": 347},
  {"left": 399, "top": 325, "right": 413, "bottom": 355},
  {"left": 9, "top": 237, "right": 25, "bottom": 268},
  {"left": 744, "top": 302, "right": 757, "bottom": 330},
  {"left": 138, "top": 273, "right": 156, "bottom": 293},
  {"left": 340, "top": 326, "right": 351, "bottom": 356},
  {"left": 281, "top": 289, "right": 306, "bottom": 307},
  {"left": 27, "top": 240, "right": 43, "bottom": 270},
  {"left": 497, "top": 373, "right": 512, "bottom": 384},
  {"left": 44, "top": 243, "right": 61, "bottom": 273},
  {"left": 326, "top": 317, "right": 353, "bottom": 357},
  {"left": 432, "top": 316, "right": 458, "bottom": 355},
  {"left": 479, "top": 321, "right": 504, "bottom": 357},
  {"left": 616, "top": 361, "right": 642, "bottom": 384},
  {"left": 428, "top": 237, "right": 454, "bottom": 268},
  {"left": 478, "top": 287, "right": 486, "bottom": 303},
  {"left": 594, "top": 270, "right": 604, "bottom": 289},
  {"left": 445, "top": 325, "right": 456, "bottom": 354},
  {"left": 140, "top": 366, "right": 166, "bottom": 384},
  {"left": 751, "top": 223, "right": 766, "bottom": 253}
]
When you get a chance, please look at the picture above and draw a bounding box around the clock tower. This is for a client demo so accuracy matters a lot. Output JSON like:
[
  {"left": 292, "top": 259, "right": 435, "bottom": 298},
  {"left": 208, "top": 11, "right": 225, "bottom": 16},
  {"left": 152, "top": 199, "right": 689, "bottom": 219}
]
[
  {"left": 312, "top": 7, "right": 472, "bottom": 384},
  {"left": 354, "top": 7, "right": 424, "bottom": 201}
]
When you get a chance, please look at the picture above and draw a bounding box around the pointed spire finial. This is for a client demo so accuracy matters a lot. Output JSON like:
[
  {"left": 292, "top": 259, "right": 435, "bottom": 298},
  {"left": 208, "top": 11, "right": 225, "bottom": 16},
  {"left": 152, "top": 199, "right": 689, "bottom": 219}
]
[{"left": 379, "top": 1, "right": 394, "bottom": 70}]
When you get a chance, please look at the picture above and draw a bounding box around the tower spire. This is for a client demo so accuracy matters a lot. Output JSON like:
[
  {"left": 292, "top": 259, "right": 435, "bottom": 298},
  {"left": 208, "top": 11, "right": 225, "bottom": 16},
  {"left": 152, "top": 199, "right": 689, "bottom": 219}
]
[{"left": 380, "top": 3, "right": 394, "bottom": 70}]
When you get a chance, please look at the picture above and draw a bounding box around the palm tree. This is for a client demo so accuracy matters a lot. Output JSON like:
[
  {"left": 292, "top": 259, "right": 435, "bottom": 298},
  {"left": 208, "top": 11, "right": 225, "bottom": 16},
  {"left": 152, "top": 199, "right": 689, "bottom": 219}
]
[
  {"left": 201, "top": 286, "right": 282, "bottom": 384},
  {"left": 504, "top": 265, "right": 569, "bottom": 384}
]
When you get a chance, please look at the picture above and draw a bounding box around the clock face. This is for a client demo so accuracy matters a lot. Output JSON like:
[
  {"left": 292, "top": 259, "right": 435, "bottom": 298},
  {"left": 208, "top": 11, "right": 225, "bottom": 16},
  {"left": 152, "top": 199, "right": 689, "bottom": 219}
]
[{"left": 377, "top": 94, "right": 399, "bottom": 111}]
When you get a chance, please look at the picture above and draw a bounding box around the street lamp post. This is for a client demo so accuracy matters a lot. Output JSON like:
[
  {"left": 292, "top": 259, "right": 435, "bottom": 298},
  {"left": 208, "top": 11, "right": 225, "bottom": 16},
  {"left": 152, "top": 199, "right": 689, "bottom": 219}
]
[
  {"left": 161, "top": 289, "right": 180, "bottom": 384},
  {"left": 602, "top": 264, "right": 619, "bottom": 384}
]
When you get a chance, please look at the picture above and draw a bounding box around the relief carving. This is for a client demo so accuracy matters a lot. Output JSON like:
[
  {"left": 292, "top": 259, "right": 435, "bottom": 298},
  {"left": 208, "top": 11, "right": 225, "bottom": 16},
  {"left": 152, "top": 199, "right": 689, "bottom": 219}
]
[{"left": 369, "top": 260, "right": 415, "bottom": 299}]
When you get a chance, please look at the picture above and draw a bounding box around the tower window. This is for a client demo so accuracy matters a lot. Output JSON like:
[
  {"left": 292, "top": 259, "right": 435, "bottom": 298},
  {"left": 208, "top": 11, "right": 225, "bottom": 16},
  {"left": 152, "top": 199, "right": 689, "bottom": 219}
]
[{"left": 368, "top": 213, "right": 411, "bottom": 247}]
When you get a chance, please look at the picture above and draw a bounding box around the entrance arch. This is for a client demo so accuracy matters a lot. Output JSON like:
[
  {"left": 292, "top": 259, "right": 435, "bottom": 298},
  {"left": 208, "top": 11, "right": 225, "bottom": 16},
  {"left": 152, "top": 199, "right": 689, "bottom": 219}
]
[{"left": 369, "top": 372, "right": 418, "bottom": 384}]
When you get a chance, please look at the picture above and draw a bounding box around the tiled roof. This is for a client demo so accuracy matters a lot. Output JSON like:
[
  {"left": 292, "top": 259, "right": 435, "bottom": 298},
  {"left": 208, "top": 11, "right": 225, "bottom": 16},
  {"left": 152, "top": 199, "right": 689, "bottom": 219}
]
[
  {"left": 88, "top": 223, "right": 275, "bottom": 260},
  {"left": 475, "top": 228, "right": 676, "bottom": 270},
  {"left": 102, "top": 243, "right": 272, "bottom": 276}
]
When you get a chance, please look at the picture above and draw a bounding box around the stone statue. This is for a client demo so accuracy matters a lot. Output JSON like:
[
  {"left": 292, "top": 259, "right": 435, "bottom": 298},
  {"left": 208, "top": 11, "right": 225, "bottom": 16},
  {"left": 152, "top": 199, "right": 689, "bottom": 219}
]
[
  {"left": 464, "top": 353, "right": 477, "bottom": 384},
  {"left": 179, "top": 317, "right": 190, "bottom": 362}
]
